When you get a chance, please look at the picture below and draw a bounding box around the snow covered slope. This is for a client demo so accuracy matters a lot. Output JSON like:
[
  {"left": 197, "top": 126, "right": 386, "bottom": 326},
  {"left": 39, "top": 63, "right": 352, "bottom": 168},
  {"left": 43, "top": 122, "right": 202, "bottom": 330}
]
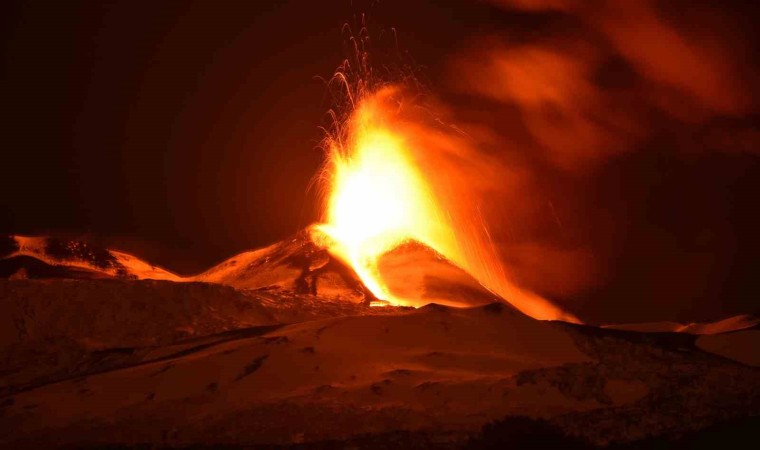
[
  {"left": 603, "top": 314, "right": 760, "bottom": 335},
  {"left": 0, "top": 236, "right": 181, "bottom": 281},
  {"left": 1, "top": 302, "right": 757, "bottom": 448}
]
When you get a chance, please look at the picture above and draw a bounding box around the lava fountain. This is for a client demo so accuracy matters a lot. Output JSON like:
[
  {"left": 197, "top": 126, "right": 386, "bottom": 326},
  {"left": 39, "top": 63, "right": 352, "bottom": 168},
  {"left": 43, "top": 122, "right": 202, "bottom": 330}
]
[
  {"left": 314, "top": 85, "right": 577, "bottom": 322},
  {"left": 316, "top": 87, "right": 457, "bottom": 304}
]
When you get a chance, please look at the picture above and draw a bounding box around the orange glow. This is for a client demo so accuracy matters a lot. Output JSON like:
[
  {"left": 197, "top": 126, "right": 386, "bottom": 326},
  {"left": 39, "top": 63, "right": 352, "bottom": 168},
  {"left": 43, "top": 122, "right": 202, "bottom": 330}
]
[
  {"left": 316, "top": 87, "right": 456, "bottom": 305},
  {"left": 315, "top": 86, "right": 577, "bottom": 322}
]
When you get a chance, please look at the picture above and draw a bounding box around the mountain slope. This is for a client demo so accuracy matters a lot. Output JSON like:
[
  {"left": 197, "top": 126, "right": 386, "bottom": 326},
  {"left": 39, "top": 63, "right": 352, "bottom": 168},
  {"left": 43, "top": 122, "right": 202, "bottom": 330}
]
[
  {"left": 0, "top": 303, "right": 757, "bottom": 448},
  {"left": 194, "top": 228, "right": 374, "bottom": 303},
  {"left": 194, "top": 228, "right": 503, "bottom": 308},
  {"left": 377, "top": 241, "right": 503, "bottom": 308},
  {"left": 0, "top": 236, "right": 181, "bottom": 281},
  {"left": 603, "top": 314, "right": 760, "bottom": 335},
  {"left": 0, "top": 279, "right": 277, "bottom": 395}
]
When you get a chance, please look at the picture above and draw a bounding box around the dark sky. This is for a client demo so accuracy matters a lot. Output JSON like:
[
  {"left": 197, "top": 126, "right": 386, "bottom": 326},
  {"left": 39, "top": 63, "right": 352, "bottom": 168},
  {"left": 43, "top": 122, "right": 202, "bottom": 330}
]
[
  {"left": 1, "top": 0, "right": 758, "bottom": 323},
  {"left": 0, "top": 0, "right": 506, "bottom": 270}
]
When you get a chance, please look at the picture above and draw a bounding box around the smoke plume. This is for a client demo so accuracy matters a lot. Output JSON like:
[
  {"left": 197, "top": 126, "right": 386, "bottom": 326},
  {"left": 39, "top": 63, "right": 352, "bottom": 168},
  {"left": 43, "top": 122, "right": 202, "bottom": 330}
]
[{"left": 430, "top": 0, "right": 758, "bottom": 322}]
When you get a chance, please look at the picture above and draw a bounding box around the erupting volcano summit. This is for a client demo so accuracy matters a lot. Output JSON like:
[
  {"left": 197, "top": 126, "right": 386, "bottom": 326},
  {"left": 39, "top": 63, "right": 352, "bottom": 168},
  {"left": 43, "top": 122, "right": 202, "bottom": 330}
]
[{"left": 2, "top": 1, "right": 759, "bottom": 448}]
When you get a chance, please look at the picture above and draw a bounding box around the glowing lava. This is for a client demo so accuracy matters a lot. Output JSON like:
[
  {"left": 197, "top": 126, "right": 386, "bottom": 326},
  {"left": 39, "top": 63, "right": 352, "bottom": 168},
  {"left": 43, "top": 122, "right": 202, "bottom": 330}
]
[
  {"left": 316, "top": 86, "right": 578, "bottom": 322},
  {"left": 316, "top": 88, "right": 457, "bottom": 305}
]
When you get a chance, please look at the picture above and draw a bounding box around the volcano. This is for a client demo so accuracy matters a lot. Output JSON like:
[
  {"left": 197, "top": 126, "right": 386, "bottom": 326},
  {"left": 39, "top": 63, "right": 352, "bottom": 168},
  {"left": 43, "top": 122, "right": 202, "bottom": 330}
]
[
  {"left": 1, "top": 232, "right": 759, "bottom": 449},
  {"left": 4, "top": 0, "right": 760, "bottom": 446},
  {"left": 1, "top": 230, "right": 502, "bottom": 309}
]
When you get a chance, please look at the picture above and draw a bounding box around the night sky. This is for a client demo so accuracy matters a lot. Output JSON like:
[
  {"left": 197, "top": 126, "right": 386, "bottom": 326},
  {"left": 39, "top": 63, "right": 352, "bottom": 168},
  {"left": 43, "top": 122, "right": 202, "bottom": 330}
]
[
  {"left": 0, "top": 0, "right": 504, "bottom": 269},
  {"left": 2, "top": 0, "right": 758, "bottom": 323}
]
